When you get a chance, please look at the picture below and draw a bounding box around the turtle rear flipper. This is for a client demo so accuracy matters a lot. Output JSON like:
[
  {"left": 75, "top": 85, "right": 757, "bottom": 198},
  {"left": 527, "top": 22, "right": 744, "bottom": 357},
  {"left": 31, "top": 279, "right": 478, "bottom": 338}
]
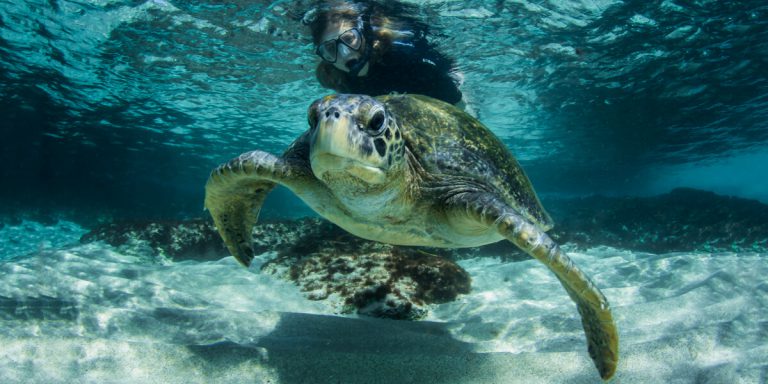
[
  {"left": 205, "top": 150, "right": 320, "bottom": 267},
  {"left": 451, "top": 194, "right": 619, "bottom": 380}
]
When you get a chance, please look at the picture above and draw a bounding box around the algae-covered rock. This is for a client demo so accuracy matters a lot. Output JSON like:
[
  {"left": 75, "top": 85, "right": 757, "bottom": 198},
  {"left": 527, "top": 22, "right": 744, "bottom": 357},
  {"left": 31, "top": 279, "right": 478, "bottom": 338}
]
[{"left": 261, "top": 222, "right": 471, "bottom": 320}]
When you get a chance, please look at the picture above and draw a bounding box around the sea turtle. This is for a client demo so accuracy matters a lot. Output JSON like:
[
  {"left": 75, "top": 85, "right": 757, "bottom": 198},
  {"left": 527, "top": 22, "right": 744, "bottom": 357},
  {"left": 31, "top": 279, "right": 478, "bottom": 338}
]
[{"left": 204, "top": 93, "right": 619, "bottom": 379}]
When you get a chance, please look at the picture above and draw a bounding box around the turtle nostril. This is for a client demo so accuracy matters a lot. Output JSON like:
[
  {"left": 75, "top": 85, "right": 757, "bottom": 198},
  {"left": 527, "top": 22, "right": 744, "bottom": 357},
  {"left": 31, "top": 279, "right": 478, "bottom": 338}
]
[{"left": 324, "top": 108, "right": 341, "bottom": 119}]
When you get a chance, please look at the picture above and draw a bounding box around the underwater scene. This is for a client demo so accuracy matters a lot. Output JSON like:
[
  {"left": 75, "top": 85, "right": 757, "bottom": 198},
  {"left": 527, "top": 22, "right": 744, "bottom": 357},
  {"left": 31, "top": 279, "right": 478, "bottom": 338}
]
[{"left": 1, "top": 0, "right": 767, "bottom": 383}]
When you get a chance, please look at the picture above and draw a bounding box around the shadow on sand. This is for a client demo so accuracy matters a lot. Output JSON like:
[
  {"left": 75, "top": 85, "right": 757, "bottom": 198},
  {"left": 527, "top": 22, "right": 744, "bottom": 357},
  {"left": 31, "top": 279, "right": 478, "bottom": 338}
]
[{"left": 187, "top": 312, "right": 594, "bottom": 384}]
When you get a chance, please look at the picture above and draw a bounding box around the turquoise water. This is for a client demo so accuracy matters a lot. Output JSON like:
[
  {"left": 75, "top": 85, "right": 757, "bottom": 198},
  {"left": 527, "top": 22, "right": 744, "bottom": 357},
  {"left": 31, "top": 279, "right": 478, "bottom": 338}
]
[
  {"left": 2, "top": 0, "right": 767, "bottom": 220},
  {"left": 1, "top": 0, "right": 768, "bottom": 382}
]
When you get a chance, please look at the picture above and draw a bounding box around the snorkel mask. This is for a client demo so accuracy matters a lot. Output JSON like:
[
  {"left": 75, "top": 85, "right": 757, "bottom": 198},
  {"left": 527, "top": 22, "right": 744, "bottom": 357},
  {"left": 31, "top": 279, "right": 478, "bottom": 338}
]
[{"left": 314, "top": 13, "right": 372, "bottom": 76}]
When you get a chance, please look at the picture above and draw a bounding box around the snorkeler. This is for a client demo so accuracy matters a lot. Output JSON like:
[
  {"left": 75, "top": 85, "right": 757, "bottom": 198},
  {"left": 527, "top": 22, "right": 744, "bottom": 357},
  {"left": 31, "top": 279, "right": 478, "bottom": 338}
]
[{"left": 304, "top": 0, "right": 463, "bottom": 105}]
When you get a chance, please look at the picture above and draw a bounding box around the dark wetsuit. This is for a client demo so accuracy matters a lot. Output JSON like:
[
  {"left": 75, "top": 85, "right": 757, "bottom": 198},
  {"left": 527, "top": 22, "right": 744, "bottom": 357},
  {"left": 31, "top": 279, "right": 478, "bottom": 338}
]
[{"left": 316, "top": 37, "right": 463, "bottom": 105}]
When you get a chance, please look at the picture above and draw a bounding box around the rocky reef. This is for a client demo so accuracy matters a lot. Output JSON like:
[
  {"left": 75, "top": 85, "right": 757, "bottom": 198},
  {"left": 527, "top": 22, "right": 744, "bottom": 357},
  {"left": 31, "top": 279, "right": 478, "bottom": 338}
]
[
  {"left": 79, "top": 188, "right": 768, "bottom": 319},
  {"left": 547, "top": 188, "right": 768, "bottom": 253},
  {"left": 80, "top": 219, "right": 227, "bottom": 261}
]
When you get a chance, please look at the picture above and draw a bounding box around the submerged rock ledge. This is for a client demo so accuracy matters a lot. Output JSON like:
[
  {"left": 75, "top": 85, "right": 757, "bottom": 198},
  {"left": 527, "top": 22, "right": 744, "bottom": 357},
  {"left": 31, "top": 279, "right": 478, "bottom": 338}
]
[
  {"left": 547, "top": 188, "right": 768, "bottom": 254},
  {"left": 79, "top": 188, "right": 768, "bottom": 319}
]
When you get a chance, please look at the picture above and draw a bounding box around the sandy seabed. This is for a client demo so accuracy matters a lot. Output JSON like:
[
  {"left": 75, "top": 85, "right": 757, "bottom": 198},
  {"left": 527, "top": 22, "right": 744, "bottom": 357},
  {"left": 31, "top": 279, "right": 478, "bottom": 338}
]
[{"left": 0, "top": 221, "right": 765, "bottom": 383}]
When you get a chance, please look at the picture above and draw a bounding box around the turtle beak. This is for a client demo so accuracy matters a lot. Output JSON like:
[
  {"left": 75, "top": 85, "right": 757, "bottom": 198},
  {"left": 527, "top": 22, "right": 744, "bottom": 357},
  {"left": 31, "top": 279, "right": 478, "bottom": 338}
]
[
  {"left": 309, "top": 103, "right": 386, "bottom": 185},
  {"left": 311, "top": 109, "right": 352, "bottom": 162}
]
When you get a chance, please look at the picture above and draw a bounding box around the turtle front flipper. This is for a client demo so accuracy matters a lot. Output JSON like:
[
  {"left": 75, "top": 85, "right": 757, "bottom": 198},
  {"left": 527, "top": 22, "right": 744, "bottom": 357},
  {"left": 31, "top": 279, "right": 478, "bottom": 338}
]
[
  {"left": 451, "top": 194, "right": 619, "bottom": 380},
  {"left": 204, "top": 149, "right": 320, "bottom": 267},
  {"left": 499, "top": 213, "right": 619, "bottom": 380}
]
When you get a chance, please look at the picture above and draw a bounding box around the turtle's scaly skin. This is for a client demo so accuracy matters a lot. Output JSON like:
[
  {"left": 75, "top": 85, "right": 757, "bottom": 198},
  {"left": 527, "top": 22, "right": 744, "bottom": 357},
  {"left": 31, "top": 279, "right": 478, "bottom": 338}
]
[
  {"left": 204, "top": 94, "right": 618, "bottom": 380},
  {"left": 384, "top": 95, "right": 553, "bottom": 231}
]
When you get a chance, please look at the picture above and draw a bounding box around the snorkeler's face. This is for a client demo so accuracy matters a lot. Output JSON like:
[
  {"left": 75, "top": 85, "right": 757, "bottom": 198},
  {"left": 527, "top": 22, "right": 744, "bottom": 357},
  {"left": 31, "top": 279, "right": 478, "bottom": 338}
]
[{"left": 318, "top": 22, "right": 369, "bottom": 76}]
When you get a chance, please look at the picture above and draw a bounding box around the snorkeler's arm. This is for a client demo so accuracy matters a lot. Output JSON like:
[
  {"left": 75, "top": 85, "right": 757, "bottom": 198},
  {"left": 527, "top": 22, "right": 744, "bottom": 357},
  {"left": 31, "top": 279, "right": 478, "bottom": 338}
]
[
  {"left": 381, "top": 44, "right": 463, "bottom": 104},
  {"left": 379, "top": 56, "right": 462, "bottom": 104},
  {"left": 417, "top": 49, "right": 463, "bottom": 104},
  {"left": 425, "top": 64, "right": 462, "bottom": 104}
]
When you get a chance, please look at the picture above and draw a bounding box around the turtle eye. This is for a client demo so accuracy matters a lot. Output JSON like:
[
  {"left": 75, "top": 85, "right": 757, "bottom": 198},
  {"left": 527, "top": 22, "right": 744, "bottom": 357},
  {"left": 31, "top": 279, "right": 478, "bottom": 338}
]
[{"left": 366, "top": 110, "right": 386, "bottom": 136}]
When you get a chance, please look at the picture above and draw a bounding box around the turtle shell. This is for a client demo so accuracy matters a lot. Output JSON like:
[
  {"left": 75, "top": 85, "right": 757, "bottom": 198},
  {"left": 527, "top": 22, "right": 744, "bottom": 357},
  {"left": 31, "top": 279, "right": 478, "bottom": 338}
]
[{"left": 379, "top": 94, "right": 554, "bottom": 231}]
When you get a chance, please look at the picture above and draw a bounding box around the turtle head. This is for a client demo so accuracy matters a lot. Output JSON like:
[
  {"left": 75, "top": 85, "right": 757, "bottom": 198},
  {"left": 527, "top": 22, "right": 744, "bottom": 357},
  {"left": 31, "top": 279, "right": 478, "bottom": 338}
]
[{"left": 308, "top": 94, "right": 405, "bottom": 186}]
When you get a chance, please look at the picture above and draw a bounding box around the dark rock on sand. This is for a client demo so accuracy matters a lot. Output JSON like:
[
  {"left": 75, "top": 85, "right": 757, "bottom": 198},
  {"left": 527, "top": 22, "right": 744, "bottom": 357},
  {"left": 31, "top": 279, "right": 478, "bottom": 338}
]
[{"left": 261, "top": 219, "right": 471, "bottom": 319}]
